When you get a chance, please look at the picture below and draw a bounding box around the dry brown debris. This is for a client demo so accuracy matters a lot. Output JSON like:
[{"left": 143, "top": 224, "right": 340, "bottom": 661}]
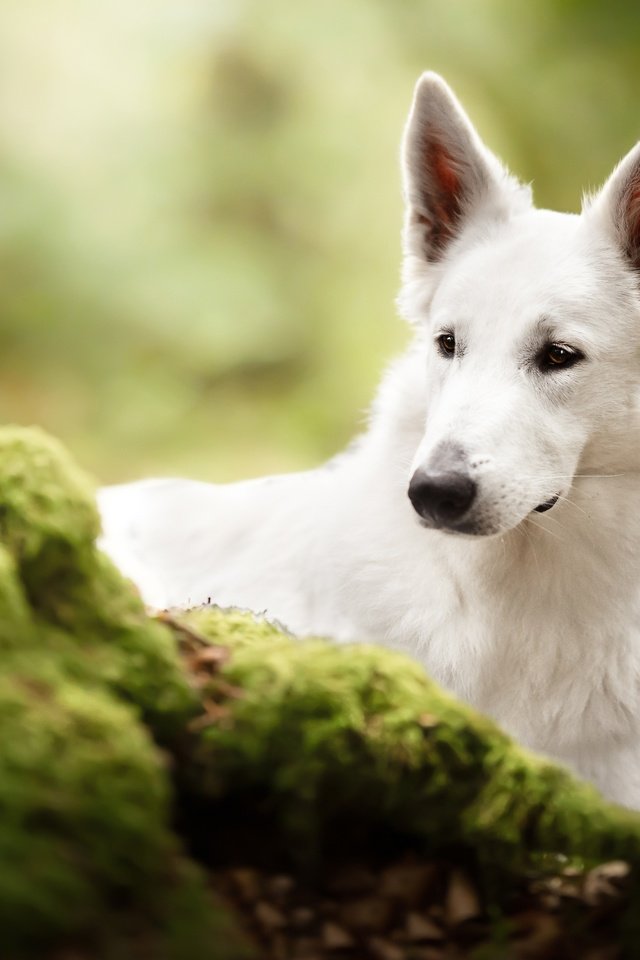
[
  {"left": 212, "top": 854, "right": 631, "bottom": 960},
  {"left": 159, "top": 610, "right": 246, "bottom": 730}
]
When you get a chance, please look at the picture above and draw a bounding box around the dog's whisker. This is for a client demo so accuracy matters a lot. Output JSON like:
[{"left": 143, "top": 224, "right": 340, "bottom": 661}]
[
  {"left": 520, "top": 523, "right": 542, "bottom": 580},
  {"left": 573, "top": 473, "right": 626, "bottom": 479},
  {"left": 556, "top": 494, "right": 589, "bottom": 518},
  {"left": 536, "top": 513, "right": 568, "bottom": 535},
  {"left": 526, "top": 516, "right": 565, "bottom": 542},
  {"left": 516, "top": 473, "right": 625, "bottom": 480}
]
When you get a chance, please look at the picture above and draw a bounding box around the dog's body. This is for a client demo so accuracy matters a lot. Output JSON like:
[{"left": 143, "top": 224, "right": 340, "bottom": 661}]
[{"left": 99, "top": 75, "right": 640, "bottom": 808}]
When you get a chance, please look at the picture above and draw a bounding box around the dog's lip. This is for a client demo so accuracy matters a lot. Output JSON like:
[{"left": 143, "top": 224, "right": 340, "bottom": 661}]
[
  {"left": 417, "top": 517, "right": 493, "bottom": 537},
  {"left": 534, "top": 494, "right": 560, "bottom": 513}
]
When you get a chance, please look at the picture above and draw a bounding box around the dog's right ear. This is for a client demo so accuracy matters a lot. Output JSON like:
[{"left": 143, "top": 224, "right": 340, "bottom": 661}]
[
  {"left": 585, "top": 142, "right": 640, "bottom": 275},
  {"left": 401, "top": 73, "right": 525, "bottom": 268}
]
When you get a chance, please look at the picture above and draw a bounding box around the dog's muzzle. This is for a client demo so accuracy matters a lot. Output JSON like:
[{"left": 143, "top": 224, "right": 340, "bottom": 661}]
[{"left": 408, "top": 469, "right": 477, "bottom": 529}]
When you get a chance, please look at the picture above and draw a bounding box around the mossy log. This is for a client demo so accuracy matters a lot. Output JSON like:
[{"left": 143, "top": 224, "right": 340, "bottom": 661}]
[
  {"left": 1, "top": 425, "right": 640, "bottom": 956},
  {"left": 0, "top": 428, "right": 248, "bottom": 958},
  {"left": 174, "top": 608, "right": 640, "bottom": 878}
]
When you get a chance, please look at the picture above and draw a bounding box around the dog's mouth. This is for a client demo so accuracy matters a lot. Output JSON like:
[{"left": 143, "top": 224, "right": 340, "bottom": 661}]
[{"left": 533, "top": 494, "right": 559, "bottom": 513}]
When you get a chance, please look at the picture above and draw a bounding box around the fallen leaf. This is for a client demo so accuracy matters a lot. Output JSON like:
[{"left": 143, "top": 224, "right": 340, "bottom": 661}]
[
  {"left": 321, "top": 920, "right": 355, "bottom": 950},
  {"left": 255, "top": 900, "right": 287, "bottom": 932},
  {"left": 405, "top": 911, "right": 445, "bottom": 942},
  {"left": 445, "top": 870, "right": 481, "bottom": 925},
  {"left": 379, "top": 860, "right": 440, "bottom": 906},
  {"left": 368, "top": 935, "right": 405, "bottom": 960}
]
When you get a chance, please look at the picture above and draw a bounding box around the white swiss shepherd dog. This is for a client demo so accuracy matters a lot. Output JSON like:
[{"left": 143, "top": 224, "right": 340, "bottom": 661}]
[{"left": 99, "top": 73, "right": 640, "bottom": 809}]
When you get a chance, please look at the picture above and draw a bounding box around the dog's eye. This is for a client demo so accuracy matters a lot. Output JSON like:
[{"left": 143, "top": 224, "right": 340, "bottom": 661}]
[
  {"left": 437, "top": 333, "right": 456, "bottom": 357},
  {"left": 539, "top": 342, "right": 584, "bottom": 372}
]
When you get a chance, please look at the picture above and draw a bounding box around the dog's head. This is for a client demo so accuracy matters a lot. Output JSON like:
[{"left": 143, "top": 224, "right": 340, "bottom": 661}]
[{"left": 400, "top": 73, "right": 640, "bottom": 537}]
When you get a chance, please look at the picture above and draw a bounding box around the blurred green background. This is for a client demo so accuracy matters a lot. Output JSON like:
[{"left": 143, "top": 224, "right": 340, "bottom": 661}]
[{"left": 1, "top": 0, "right": 639, "bottom": 483}]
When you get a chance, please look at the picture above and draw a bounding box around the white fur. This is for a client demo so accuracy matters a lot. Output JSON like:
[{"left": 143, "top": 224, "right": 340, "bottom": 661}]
[{"left": 99, "top": 73, "right": 640, "bottom": 808}]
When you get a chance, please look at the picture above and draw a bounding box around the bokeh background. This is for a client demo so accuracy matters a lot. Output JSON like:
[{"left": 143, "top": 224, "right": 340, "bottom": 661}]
[{"left": 2, "top": 0, "right": 639, "bottom": 483}]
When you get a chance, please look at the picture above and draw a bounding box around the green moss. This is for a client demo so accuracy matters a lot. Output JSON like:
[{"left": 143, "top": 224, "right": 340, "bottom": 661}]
[
  {"left": 31, "top": 550, "right": 198, "bottom": 733},
  {"left": 0, "top": 544, "right": 32, "bottom": 646},
  {"left": 0, "top": 650, "right": 249, "bottom": 958},
  {"left": 0, "top": 426, "right": 99, "bottom": 566},
  {"left": 0, "top": 663, "right": 168, "bottom": 946},
  {"left": 0, "top": 426, "right": 197, "bottom": 731}
]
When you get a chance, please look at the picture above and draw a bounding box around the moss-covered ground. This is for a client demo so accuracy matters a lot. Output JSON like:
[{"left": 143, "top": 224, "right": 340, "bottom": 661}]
[{"left": 1, "top": 424, "right": 640, "bottom": 957}]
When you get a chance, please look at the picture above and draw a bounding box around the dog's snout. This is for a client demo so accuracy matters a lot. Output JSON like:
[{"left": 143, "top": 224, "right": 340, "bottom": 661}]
[{"left": 408, "top": 469, "right": 477, "bottom": 528}]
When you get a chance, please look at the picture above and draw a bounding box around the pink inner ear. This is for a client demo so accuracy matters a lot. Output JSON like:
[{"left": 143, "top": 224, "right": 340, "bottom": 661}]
[
  {"left": 626, "top": 178, "right": 640, "bottom": 265},
  {"left": 430, "top": 140, "right": 461, "bottom": 201},
  {"left": 418, "top": 139, "right": 464, "bottom": 260}
]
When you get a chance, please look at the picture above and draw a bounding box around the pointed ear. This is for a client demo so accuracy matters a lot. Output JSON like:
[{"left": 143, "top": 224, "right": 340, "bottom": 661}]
[
  {"left": 586, "top": 142, "right": 640, "bottom": 272},
  {"left": 401, "top": 73, "right": 526, "bottom": 264}
]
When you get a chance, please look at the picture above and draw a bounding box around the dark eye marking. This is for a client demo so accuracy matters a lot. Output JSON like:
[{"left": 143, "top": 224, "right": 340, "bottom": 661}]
[
  {"left": 537, "top": 342, "right": 585, "bottom": 373},
  {"left": 436, "top": 332, "right": 456, "bottom": 358}
]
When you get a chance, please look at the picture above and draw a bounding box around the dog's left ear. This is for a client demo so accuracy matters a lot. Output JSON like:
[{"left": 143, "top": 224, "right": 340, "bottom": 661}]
[
  {"left": 401, "top": 73, "right": 525, "bottom": 267},
  {"left": 586, "top": 142, "right": 640, "bottom": 272}
]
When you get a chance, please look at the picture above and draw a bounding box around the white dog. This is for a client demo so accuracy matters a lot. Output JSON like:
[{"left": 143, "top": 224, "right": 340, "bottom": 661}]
[{"left": 99, "top": 74, "right": 640, "bottom": 808}]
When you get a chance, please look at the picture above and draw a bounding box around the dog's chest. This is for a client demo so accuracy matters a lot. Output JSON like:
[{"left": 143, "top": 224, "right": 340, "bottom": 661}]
[{"left": 362, "top": 543, "right": 640, "bottom": 759}]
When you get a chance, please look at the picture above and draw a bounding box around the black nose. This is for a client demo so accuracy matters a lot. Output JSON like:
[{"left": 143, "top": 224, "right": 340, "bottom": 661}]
[{"left": 408, "top": 469, "right": 477, "bottom": 527}]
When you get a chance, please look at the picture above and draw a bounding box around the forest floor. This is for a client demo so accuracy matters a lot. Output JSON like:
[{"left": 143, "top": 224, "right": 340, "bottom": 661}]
[{"left": 210, "top": 849, "right": 630, "bottom": 959}]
